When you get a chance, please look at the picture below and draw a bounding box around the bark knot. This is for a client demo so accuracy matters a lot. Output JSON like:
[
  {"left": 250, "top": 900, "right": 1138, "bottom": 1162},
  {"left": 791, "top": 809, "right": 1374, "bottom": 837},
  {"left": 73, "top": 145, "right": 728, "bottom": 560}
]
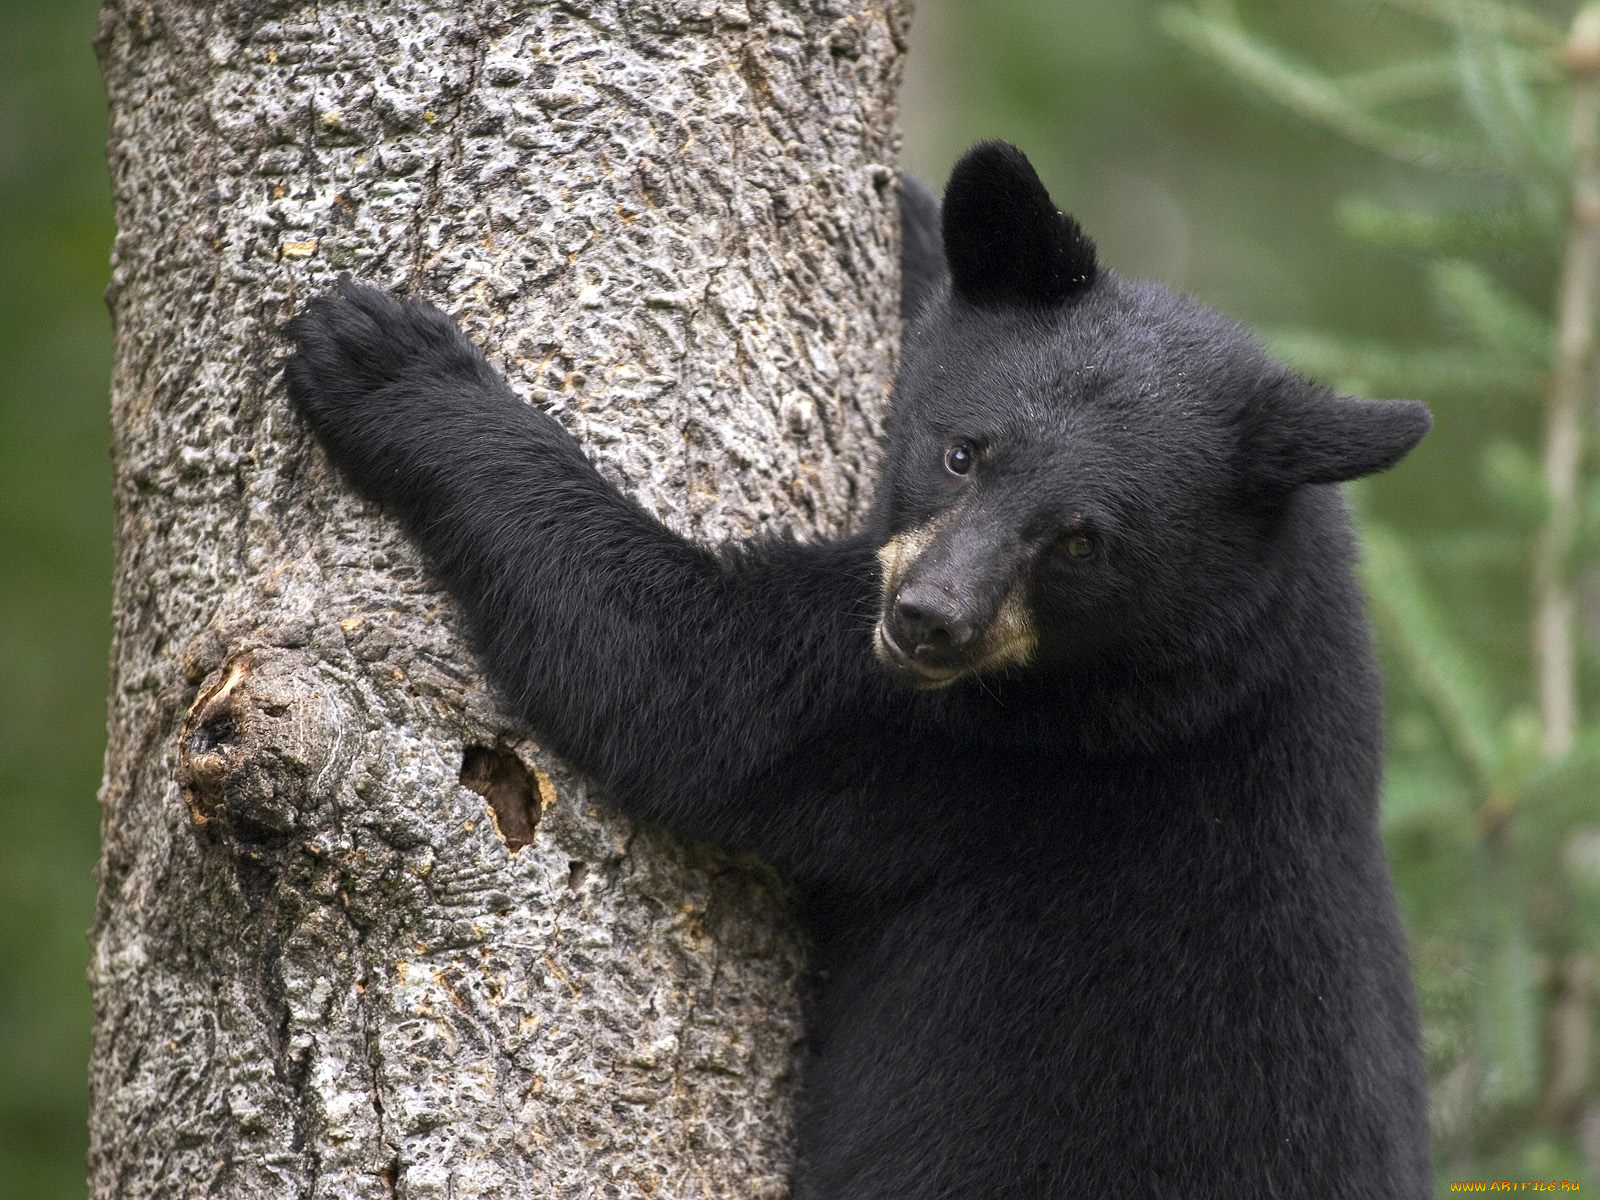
[
  {"left": 180, "top": 653, "right": 254, "bottom": 826},
  {"left": 177, "top": 649, "right": 330, "bottom": 846}
]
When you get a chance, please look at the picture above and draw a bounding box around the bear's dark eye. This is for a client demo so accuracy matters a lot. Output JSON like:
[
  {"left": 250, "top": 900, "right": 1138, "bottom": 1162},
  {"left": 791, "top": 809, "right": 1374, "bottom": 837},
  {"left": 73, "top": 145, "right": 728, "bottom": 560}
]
[
  {"left": 1061, "top": 532, "right": 1097, "bottom": 560},
  {"left": 944, "top": 441, "right": 975, "bottom": 476}
]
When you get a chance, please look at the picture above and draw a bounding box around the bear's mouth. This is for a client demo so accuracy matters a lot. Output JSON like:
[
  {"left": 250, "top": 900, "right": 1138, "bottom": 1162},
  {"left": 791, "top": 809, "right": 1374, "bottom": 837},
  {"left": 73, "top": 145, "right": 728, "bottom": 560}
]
[
  {"left": 872, "top": 620, "right": 963, "bottom": 689},
  {"left": 873, "top": 615, "right": 1044, "bottom": 691}
]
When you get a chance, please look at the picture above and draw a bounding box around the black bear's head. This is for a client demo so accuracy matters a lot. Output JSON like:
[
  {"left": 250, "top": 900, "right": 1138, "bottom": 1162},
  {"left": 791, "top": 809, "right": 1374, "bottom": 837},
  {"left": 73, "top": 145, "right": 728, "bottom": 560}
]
[{"left": 872, "top": 141, "right": 1431, "bottom": 689}]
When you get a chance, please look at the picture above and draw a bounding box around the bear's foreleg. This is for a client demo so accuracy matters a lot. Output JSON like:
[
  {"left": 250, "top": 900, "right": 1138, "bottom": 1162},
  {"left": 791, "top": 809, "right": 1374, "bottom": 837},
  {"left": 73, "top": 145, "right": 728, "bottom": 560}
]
[{"left": 282, "top": 281, "right": 890, "bottom": 874}]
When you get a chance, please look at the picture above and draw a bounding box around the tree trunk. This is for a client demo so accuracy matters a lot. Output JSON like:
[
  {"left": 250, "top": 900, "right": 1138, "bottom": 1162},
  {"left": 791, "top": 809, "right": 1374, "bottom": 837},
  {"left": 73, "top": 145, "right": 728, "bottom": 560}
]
[{"left": 90, "top": 2, "right": 907, "bottom": 1196}]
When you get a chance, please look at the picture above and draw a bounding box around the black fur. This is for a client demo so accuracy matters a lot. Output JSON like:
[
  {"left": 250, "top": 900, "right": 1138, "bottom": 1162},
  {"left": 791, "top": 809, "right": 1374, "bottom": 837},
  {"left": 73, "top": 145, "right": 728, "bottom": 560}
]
[
  {"left": 941, "top": 139, "right": 1097, "bottom": 309},
  {"left": 897, "top": 172, "right": 947, "bottom": 322},
  {"left": 284, "top": 141, "right": 1432, "bottom": 1198}
]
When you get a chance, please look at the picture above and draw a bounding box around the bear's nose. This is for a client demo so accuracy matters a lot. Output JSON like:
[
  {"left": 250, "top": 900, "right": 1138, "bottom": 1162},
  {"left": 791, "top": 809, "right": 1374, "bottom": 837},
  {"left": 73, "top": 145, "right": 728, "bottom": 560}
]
[{"left": 892, "top": 585, "right": 976, "bottom": 661}]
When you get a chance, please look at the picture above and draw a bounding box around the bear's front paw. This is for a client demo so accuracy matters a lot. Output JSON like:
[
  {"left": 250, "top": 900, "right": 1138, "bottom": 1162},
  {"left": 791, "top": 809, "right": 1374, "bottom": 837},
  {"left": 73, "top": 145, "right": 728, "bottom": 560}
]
[{"left": 282, "top": 279, "right": 486, "bottom": 463}]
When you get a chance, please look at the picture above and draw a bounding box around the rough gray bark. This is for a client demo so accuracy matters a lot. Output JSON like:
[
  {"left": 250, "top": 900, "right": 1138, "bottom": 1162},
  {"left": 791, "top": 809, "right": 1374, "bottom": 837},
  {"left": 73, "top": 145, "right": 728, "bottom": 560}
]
[{"left": 91, "top": 2, "right": 908, "bottom": 1196}]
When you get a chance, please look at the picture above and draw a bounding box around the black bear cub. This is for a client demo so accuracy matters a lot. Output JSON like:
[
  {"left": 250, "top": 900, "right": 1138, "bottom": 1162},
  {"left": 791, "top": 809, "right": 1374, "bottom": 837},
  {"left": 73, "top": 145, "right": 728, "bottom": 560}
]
[{"left": 286, "top": 141, "right": 1432, "bottom": 1198}]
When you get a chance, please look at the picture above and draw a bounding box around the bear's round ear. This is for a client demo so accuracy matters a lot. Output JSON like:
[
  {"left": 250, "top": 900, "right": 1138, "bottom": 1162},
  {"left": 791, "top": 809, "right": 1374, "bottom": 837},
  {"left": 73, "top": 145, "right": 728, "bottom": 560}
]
[
  {"left": 941, "top": 140, "right": 1098, "bottom": 309},
  {"left": 1242, "top": 377, "right": 1432, "bottom": 493}
]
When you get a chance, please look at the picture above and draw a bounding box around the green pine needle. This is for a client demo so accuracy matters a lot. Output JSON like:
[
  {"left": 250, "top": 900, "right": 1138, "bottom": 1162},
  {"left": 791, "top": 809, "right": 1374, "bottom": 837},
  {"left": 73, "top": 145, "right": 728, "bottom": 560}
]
[
  {"left": 1361, "top": 522, "right": 1505, "bottom": 792},
  {"left": 1341, "top": 50, "right": 1557, "bottom": 108},
  {"left": 1264, "top": 329, "right": 1540, "bottom": 397},
  {"left": 1372, "top": 0, "right": 1564, "bottom": 49},
  {"left": 1471, "top": 847, "right": 1541, "bottom": 1107},
  {"left": 1415, "top": 528, "right": 1527, "bottom": 569},
  {"left": 1480, "top": 439, "right": 1553, "bottom": 526},
  {"left": 1383, "top": 759, "right": 1476, "bottom": 829},
  {"left": 1428, "top": 258, "right": 1551, "bottom": 366},
  {"left": 1337, "top": 197, "right": 1553, "bottom": 254},
  {"left": 1522, "top": 729, "right": 1600, "bottom": 823},
  {"left": 1449, "top": 0, "right": 1567, "bottom": 194}
]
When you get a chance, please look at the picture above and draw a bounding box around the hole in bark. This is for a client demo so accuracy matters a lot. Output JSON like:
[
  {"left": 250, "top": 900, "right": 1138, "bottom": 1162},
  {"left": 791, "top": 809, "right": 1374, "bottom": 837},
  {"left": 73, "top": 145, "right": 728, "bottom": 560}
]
[
  {"left": 460, "top": 744, "right": 539, "bottom": 852},
  {"left": 179, "top": 655, "right": 252, "bottom": 825},
  {"left": 567, "top": 860, "right": 589, "bottom": 891},
  {"left": 184, "top": 657, "right": 249, "bottom": 756}
]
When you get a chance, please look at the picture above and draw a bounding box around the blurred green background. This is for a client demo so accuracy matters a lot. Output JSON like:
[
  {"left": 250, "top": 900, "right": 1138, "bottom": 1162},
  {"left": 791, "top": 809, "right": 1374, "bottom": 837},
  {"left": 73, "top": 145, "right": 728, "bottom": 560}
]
[
  {"left": 3, "top": 0, "right": 1596, "bottom": 1194},
  {"left": 1, "top": 0, "right": 115, "bottom": 1195}
]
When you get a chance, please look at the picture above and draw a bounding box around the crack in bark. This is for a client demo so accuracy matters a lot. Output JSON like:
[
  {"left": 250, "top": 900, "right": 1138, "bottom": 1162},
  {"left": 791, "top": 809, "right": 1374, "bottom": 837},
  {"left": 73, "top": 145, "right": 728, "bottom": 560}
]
[{"left": 406, "top": 12, "right": 489, "bottom": 293}]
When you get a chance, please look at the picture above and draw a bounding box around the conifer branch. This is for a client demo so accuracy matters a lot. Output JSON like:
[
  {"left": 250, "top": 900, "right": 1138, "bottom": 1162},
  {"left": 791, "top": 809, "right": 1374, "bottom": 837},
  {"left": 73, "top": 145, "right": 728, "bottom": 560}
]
[
  {"left": 1341, "top": 51, "right": 1555, "bottom": 109},
  {"left": 1376, "top": 0, "right": 1563, "bottom": 48},
  {"left": 1159, "top": 7, "right": 1504, "bottom": 172},
  {"left": 1336, "top": 197, "right": 1551, "bottom": 255},
  {"left": 1263, "top": 329, "right": 1539, "bottom": 396}
]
